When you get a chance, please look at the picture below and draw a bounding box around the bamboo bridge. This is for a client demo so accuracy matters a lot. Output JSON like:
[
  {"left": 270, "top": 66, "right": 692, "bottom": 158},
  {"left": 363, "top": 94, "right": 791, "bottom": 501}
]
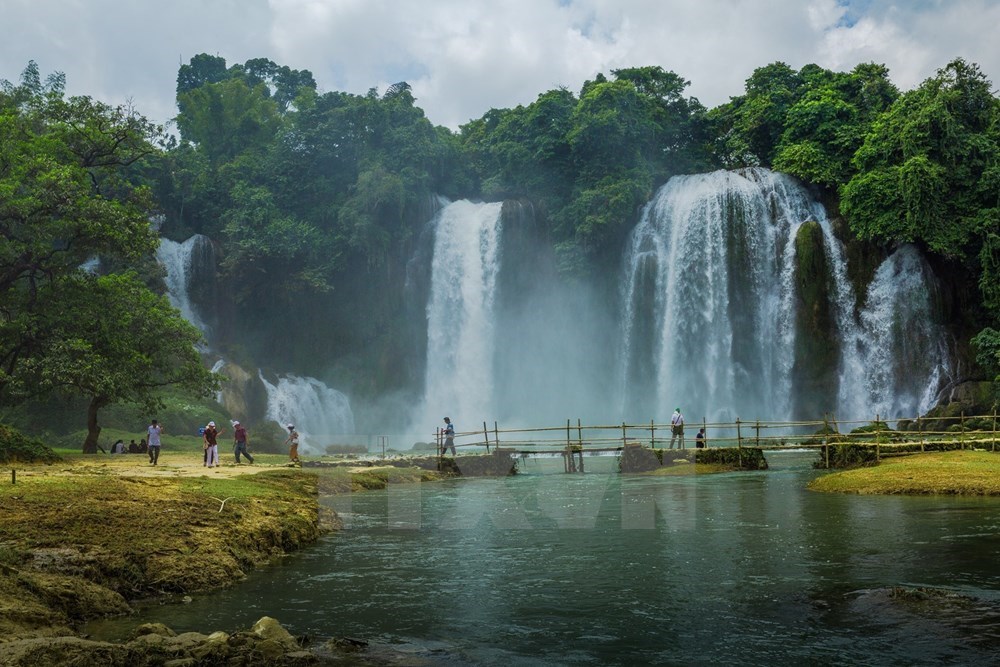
[{"left": 432, "top": 411, "right": 1000, "bottom": 472}]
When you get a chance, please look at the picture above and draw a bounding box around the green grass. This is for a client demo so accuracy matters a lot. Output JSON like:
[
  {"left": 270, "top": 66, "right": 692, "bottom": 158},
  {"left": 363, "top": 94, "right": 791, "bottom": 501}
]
[{"left": 808, "top": 449, "right": 1000, "bottom": 495}]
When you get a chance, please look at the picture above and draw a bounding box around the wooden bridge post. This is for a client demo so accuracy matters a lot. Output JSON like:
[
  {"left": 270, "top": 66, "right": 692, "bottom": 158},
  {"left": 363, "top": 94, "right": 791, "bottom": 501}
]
[
  {"left": 566, "top": 419, "right": 577, "bottom": 473},
  {"left": 736, "top": 418, "right": 743, "bottom": 467},
  {"left": 650, "top": 419, "right": 655, "bottom": 449},
  {"left": 993, "top": 410, "right": 997, "bottom": 452},
  {"left": 823, "top": 414, "right": 830, "bottom": 468},
  {"left": 483, "top": 421, "right": 490, "bottom": 453},
  {"left": 703, "top": 417, "right": 707, "bottom": 448},
  {"left": 875, "top": 414, "right": 881, "bottom": 463},
  {"left": 495, "top": 421, "right": 499, "bottom": 450},
  {"left": 961, "top": 411, "right": 966, "bottom": 449},
  {"left": 578, "top": 419, "right": 583, "bottom": 448},
  {"left": 918, "top": 415, "right": 924, "bottom": 451},
  {"left": 622, "top": 422, "right": 627, "bottom": 448},
  {"left": 755, "top": 419, "right": 760, "bottom": 448}
]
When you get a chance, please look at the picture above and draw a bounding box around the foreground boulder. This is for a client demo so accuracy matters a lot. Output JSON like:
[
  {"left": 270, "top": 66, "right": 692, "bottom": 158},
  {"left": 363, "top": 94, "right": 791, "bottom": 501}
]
[{"left": 0, "top": 616, "right": 316, "bottom": 667}]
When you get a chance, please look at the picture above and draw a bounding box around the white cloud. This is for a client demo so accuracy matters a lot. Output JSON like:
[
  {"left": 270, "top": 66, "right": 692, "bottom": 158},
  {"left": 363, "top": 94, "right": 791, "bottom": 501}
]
[{"left": 1, "top": 0, "right": 998, "bottom": 131}]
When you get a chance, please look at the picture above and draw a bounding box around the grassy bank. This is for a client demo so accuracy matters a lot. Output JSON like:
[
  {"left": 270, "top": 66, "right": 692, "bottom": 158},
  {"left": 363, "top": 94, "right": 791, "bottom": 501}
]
[
  {"left": 0, "top": 469, "right": 321, "bottom": 641},
  {"left": 0, "top": 448, "right": 445, "bottom": 654},
  {"left": 808, "top": 450, "right": 1000, "bottom": 495}
]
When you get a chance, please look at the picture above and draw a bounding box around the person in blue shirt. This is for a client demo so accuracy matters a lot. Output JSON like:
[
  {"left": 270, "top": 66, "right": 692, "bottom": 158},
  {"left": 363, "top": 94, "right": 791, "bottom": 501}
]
[{"left": 442, "top": 417, "right": 456, "bottom": 456}]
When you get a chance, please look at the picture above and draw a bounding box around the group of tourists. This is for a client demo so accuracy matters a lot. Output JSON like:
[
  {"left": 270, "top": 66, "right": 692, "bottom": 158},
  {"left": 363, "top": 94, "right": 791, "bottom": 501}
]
[
  {"left": 109, "top": 438, "right": 149, "bottom": 455},
  {"left": 139, "top": 418, "right": 302, "bottom": 467}
]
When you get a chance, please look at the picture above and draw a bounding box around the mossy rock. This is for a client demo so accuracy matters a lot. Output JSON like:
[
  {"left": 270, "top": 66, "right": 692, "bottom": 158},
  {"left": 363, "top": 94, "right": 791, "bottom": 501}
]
[{"left": 620, "top": 444, "right": 767, "bottom": 472}]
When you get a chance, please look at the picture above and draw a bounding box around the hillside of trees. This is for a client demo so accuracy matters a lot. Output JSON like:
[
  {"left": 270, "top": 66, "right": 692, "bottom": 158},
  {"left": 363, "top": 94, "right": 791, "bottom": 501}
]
[{"left": 2, "top": 54, "right": 998, "bottom": 442}]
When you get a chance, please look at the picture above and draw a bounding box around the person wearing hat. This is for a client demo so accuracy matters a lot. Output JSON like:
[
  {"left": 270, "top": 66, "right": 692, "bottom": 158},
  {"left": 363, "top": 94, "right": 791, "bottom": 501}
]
[
  {"left": 669, "top": 408, "right": 685, "bottom": 449},
  {"left": 283, "top": 423, "right": 300, "bottom": 465},
  {"left": 232, "top": 420, "right": 253, "bottom": 464},
  {"left": 203, "top": 420, "right": 223, "bottom": 468}
]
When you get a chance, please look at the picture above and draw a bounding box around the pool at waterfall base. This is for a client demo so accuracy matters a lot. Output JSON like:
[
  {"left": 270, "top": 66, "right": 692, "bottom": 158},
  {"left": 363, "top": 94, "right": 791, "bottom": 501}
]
[{"left": 87, "top": 452, "right": 1000, "bottom": 665}]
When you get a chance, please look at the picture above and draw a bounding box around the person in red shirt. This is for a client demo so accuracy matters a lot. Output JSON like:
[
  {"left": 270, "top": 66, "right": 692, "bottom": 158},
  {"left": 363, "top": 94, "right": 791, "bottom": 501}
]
[{"left": 233, "top": 420, "right": 254, "bottom": 464}]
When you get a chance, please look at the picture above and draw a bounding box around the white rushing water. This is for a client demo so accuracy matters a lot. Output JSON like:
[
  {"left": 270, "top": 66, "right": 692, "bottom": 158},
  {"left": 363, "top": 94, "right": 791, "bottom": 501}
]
[
  {"left": 620, "top": 168, "right": 840, "bottom": 421},
  {"left": 857, "top": 244, "right": 953, "bottom": 419},
  {"left": 259, "top": 372, "right": 356, "bottom": 453},
  {"left": 210, "top": 358, "right": 226, "bottom": 405},
  {"left": 156, "top": 234, "right": 213, "bottom": 336},
  {"left": 417, "top": 200, "right": 503, "bottom": 432}
]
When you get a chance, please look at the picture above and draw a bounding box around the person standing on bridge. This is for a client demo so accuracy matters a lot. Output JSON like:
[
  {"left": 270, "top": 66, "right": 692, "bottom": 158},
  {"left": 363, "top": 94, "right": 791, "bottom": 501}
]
[
  {"left": 670, "top": 408, "right": 685, "bottom": 449},
  {"left": 442, "top": 417, "right": 456, "bottom": 456}
]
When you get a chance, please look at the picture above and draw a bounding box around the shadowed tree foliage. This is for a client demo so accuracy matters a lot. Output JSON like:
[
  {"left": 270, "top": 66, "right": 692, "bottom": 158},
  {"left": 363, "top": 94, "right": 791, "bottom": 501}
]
[
  {"left": 1, "top": 62, "right": 160, "bottom": 392},
  {"left": 0, "top": 63, "right": 217, "bottom": 446},
  {"left": 15, "top": 273, "right": 217, "bottom": 452}
]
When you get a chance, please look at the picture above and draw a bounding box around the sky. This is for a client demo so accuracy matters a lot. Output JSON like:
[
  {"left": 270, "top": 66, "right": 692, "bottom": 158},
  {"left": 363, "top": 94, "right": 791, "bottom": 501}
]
[{"left": 2, "top": 0, "right": 999, "bottom": 131}]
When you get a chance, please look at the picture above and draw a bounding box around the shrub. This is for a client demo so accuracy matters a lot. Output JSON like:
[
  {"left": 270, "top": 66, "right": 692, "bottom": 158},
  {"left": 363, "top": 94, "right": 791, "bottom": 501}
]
[{"left": 0, "top": 423, "right": 61, "bottom": 464}]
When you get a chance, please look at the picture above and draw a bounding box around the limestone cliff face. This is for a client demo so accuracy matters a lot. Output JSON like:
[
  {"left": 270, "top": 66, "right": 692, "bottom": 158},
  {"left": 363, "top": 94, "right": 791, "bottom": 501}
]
[
  {"left": 217, "top": 362, "right": 268, "bottom": 425},
  {"left": 791, "top": 220, "right": 839, "bottom": 419}
]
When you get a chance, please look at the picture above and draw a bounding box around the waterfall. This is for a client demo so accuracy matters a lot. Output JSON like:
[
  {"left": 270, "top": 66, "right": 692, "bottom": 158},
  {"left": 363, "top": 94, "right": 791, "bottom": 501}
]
[
  {"left": 210, "top": 359, "right": 226, "bottom": 404},
  {"left": 417, "top": 200, "right": 503, "bottom": 432},
  {"left": 259, "top": 372, "right": 356, "bottom": 453},
  {"left": 855, "top": 245, "right": 953, "bottom": 419},
  {"left": 619, "top": 168, "right": 858, "bottom": 423},
  {"left": 156, "top": 234, "right": 213, "bottom": 336}
]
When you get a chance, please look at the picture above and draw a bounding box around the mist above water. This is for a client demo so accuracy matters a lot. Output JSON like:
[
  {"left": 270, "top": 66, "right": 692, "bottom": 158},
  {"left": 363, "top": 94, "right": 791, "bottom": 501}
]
[{"left": 410, "top": 199, "right": 617, "bottom": 437}]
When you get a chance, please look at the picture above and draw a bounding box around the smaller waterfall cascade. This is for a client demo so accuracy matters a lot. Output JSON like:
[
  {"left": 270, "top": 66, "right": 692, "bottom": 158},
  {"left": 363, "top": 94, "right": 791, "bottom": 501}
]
[
  {"left": 259, "top": 373, "right": 356, "bottom": 453},
  {"left": 210, "top": 359, "right": 226, "bottom": 405},
  {"left": 156, "top": 235, "right": 213, "bottom": 336},
  {"left": 619, "top": 168, "right": 853, "bottom": 422},
  {"left": 418, "top": 200, "right": 504, "bottom": 430},
  {"left": 855, "top": 245, "right": 953, "bottom": 419}
]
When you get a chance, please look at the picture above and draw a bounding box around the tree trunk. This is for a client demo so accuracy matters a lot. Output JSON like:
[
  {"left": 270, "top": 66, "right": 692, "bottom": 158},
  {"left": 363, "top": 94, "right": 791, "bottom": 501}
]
[{"left": 82, "top": 395, "right": 109, "bottom": 453}]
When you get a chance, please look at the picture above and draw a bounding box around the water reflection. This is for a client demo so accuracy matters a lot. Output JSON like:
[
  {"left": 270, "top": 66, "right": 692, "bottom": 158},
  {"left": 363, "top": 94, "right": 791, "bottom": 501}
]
[{"left": 88, "top": 452, "right": 1000, "bottom": 665}]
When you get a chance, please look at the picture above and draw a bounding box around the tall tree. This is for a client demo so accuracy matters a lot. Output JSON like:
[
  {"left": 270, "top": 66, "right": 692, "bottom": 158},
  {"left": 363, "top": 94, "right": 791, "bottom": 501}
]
[
  {"left": 1, "top": 63, "right": 217, "bottom": 448},
  {"left": 0, "top": 63, "right": 160, "bottom": 395}
]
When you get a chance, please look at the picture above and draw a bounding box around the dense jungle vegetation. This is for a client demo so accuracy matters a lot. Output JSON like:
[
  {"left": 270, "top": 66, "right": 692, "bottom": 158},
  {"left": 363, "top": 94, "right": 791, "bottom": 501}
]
[{"left": 1, "top": 54, "right": 998, "bottom": 443}]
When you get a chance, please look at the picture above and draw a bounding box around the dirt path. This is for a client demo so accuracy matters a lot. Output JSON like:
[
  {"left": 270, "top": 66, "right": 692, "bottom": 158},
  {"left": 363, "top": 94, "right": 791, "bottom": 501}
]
[{"left": 13, "top": 451, "right": 306, "bottom": 480}]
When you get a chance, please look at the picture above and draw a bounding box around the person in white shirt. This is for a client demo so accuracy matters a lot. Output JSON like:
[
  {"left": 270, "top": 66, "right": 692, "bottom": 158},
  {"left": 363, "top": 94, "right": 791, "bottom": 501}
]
[
  {"left": 670, "top": 408, "right": 685, "bottom": 449},
  {"left": 147, "top": 419, "right": 163, "bottom": 465}
]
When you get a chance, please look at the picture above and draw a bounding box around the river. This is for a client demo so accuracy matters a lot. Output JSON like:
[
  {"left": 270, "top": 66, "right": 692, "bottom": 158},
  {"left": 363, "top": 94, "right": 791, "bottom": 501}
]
[{"left": 89, "top": 452, "right": 1000, "bottom": 665}]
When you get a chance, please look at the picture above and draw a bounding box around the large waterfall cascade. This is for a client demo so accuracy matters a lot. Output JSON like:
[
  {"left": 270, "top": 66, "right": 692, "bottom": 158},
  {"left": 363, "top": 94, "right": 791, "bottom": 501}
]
[
  {"left": 618, "top": 168, "right": 950, "bottom": 424},
  {"left": 417, "top": 200, "right": 504, "bottom": 432}
]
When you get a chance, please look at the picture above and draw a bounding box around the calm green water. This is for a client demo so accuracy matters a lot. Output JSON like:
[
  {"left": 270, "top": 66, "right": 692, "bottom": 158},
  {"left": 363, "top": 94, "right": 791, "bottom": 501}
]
[{"left": 90, "top": 452, "right": 1000, "bottom": 665}]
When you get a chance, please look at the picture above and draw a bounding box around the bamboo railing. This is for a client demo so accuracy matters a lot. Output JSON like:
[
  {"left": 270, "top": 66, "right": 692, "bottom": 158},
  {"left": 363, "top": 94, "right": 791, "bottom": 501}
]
[{"left": 433, "top": 410, "right": 1000, "bottom": 456}]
